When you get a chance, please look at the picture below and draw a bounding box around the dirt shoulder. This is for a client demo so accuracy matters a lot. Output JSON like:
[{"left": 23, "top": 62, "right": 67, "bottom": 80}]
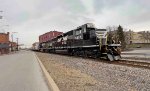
[
  {"left": 36, "top": 52, "right": 150, "bottom": 91},
  {"left": 36, "top": 52, "right": 97, "bottom": 91}
]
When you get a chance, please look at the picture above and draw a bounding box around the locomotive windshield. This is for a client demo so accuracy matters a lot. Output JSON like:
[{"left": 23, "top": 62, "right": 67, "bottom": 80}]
[{"left": 95, "top": 29, "right": 107, "bottom": 39}]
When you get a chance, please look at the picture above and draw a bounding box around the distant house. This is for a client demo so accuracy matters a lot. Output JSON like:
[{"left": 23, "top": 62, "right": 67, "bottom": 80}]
[
  {"left": 125, "top": 31, "right": 150, "bottom": 44},
  {"left": 0, "top": 32, "right": 10, "bottom": 54}
]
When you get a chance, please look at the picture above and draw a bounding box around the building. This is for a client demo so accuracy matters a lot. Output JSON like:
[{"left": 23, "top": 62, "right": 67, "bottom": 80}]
[
  {"left": 131, "top": 32, "right": 144, "bottom": 43},
  {"left": 10, "top": 42, "right": 17, "bottom": 51},
  {"left": 0, "top": 32, "right": 10, "bottom": 54},
  {"left": 125, "top": 30, "right": 150, "bottom": 44},
  {"left": 39, "top": 31, "right": 63, "bottom": 43}
]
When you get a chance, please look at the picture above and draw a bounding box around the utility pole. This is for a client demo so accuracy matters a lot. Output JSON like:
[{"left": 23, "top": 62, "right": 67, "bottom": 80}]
[
  {"left": 0, "top": 11, "right": 3, "bottom": 19},
  {"left": 16, "top": 38, "right": 19, "bottom": 51},
  {"left": 11, "top": 34, "right": 13, "bottom": 51},
  {"left": 11, "top": 32, "right": 17, "bottom": 51}
]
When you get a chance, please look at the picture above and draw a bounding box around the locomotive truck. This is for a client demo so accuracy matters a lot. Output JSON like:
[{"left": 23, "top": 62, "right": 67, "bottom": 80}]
[{"left": 39, "top": 23, "right": 121, "bottom": 61}]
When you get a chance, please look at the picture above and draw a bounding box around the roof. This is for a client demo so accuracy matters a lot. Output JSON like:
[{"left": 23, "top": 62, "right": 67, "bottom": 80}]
[{"left": 0, "top": 32, "right": 9, "bottom": 35}]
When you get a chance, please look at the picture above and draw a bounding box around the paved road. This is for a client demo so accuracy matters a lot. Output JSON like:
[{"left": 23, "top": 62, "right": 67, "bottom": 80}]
[
  {"left": 0, "top": 51, "right": 49, "bottom": 91},
  {"left": 122, "top": 48, "right": 150, "bottom": 59}
]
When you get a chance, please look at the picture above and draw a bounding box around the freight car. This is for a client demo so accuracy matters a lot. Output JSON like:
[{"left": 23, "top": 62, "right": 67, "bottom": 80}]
[
  {"left": 39, "top": 23, "right": 121, "bottom": 61},
  {"left": 39, "top": 31, "right": 63, "bottom": 43}
]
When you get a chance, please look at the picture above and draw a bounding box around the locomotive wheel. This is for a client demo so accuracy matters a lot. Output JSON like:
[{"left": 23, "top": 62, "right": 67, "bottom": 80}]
[
  {"left": 74, "top": 51, "right": 79, "bottom": 56},
  {"left": 92, "top": 51, "right": 99, "bottom": 59},
  {"left": 83, "top": 51, "right": 88, "bottom": 58}
]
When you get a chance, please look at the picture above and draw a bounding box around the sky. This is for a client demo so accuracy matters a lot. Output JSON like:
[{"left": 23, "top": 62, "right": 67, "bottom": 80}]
[{"left": 0, "top": 0, "right": 150, "bottom": 47}]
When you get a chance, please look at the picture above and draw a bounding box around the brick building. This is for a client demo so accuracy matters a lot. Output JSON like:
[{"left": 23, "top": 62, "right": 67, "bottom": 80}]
[{"left": 0, "top": 32, "right": 10, "bottom": 54}]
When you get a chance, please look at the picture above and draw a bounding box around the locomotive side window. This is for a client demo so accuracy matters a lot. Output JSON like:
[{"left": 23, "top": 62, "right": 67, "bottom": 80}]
[
  {"left": 75, "top": 35, "right": 82, "bottom": 39},
  {"left": 75, "top": 28, "right": 82, "bottom": 35},
  {"left": 83, "top": 26, "right": 95, "bottom": 40},
  {"left": 83, "top": 32, "right": 90, "bottom": 40}
]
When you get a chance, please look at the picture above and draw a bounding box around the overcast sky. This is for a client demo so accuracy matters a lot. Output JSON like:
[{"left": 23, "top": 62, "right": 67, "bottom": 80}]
[{"left": 0, "top": 0, "right": 150, "bottom": 47}]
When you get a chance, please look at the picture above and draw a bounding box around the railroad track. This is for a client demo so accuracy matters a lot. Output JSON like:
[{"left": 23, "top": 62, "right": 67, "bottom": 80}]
[
  {"left": 69, "top": 55, "right": 150, "bottom": 69},
  {"left": 69, "top": 54, "right": 150, "bottom": 69},
  {"left": 36, "top": 51, "right": 150, "bottom": 69},
  {"left": 113, "top": 60, "right": 150, "bottom": 69}
]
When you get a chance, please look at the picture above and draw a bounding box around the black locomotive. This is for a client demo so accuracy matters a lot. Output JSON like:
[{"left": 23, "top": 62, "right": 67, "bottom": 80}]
[{"left": 39, "top": 23, "right": 121, "bottom": 61}]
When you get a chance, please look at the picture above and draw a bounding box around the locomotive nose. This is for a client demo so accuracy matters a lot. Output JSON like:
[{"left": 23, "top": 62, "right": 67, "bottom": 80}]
[
  {"left": 107, "top": 45, "right": 121, "bottom": 61},
  {"left": 107, "top": 54, "right": 121, "bottom": 61}
]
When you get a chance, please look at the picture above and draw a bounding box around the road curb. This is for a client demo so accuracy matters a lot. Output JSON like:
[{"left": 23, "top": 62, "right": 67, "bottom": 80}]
[{"left": 34, "top": 53, "right": 60, "bottom": 91}]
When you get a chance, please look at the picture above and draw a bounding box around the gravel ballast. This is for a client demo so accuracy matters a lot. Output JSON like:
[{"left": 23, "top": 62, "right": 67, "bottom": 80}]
[{"left": 36, "top": 52, "right": 150, "bottom": 91}]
